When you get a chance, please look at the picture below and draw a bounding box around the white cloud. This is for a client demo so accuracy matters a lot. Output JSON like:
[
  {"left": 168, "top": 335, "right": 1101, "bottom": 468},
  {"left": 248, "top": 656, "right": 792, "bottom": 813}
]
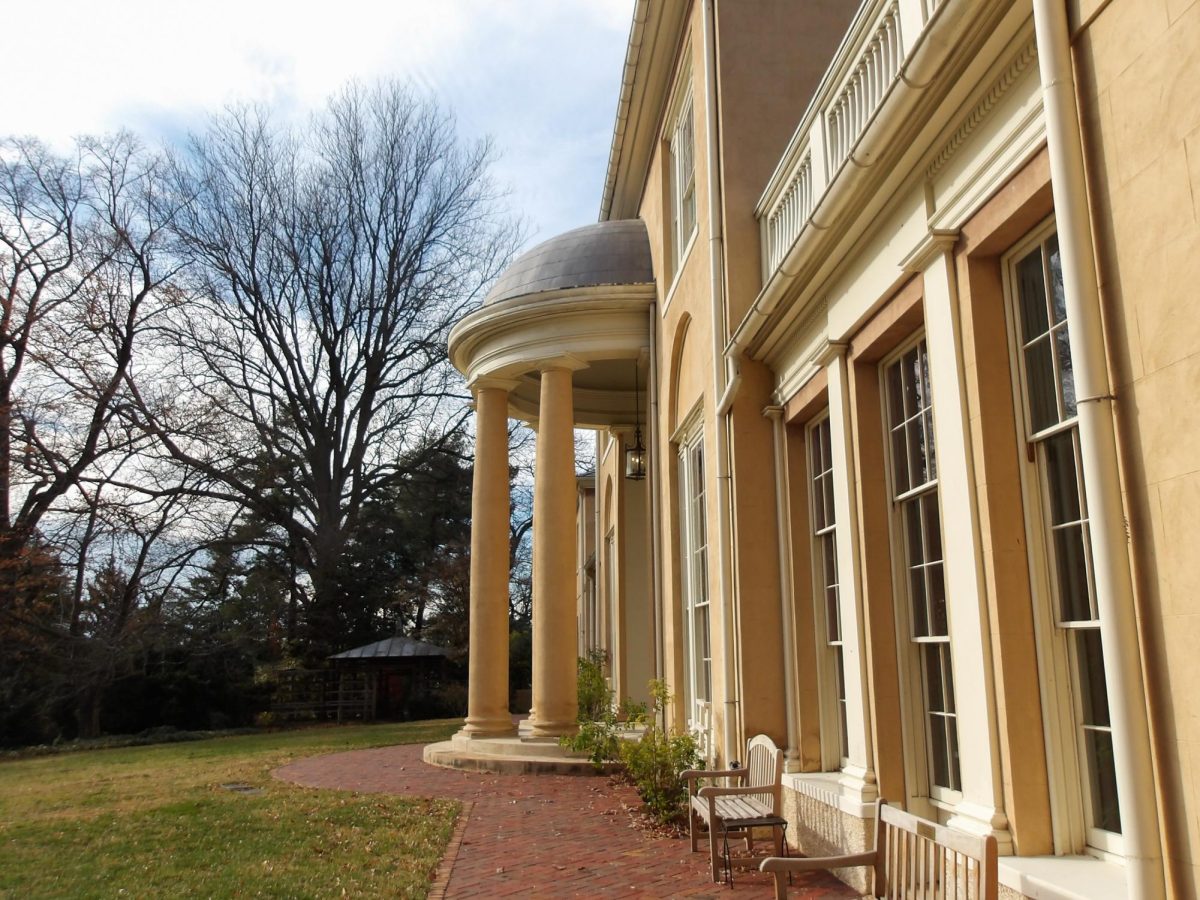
[{"left": 4, "top": 0, "right": 632, "bottom": 238}]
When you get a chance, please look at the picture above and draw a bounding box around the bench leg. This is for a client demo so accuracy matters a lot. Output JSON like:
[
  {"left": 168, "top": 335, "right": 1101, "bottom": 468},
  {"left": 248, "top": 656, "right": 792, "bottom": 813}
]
[
  {"left": 772, "top": 868, "right": 788, "bottom": 900},
  {"left": 689, "top": 806, "right": 699, "bottom": 853},
  {"left": 709, "top": 817, "right": 722, "bottom": 882}
]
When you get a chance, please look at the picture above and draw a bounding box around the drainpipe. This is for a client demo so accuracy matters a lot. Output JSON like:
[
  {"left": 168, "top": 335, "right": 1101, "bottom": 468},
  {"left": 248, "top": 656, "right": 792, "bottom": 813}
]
[
  {"left": 765, "top": 405, "right": 800, "bottom": 772},
  {"left": 701, "top": 0, "right": 741, "bottom": 766},
  {"left": 1032, "top": 1, "right": 1164, "bottom": 896},
  {"left": 648, "top": 305, "right": 664, "bottom": 691}
]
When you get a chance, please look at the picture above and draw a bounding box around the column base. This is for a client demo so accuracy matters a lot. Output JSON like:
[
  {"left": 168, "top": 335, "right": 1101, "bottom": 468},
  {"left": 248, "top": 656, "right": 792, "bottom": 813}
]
[
  {"left": 525, "top": 719, "right": 578, "bottom": 739},
  {"left": 458, "top": 717, "right": 518, "bottom": 739}
]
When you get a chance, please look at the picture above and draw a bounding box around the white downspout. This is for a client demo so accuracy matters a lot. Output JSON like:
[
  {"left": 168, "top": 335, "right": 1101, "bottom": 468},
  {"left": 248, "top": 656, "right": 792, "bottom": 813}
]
[
  {"left": 1032, "top": 1, "right": 1164, "bottom": 896},
  {"left": 765, "top": 406, "right": 800, "bottom": 772},
  {"left": 648, "top": 304, "right": 664, "bottom": 688},
  {"left": 701, "top": 0, "right": 740, "bottom": 766}
]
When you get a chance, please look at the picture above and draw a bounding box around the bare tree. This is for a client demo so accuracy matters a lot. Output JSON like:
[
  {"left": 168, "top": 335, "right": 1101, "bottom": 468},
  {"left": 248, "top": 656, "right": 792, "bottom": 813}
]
[
  {"left": 0, "top": 133, "right": 182, "bottom": 591},
  {"left": 0, "top": 135, "right": 192, "bottom": 741},
  {"left": 133, "top": 82, "right": 519, "bottom": 657}
]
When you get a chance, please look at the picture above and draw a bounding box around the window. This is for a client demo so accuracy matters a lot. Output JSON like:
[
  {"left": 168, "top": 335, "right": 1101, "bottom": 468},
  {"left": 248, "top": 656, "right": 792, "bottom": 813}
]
[
  {"left": 678, "top": 431, "right": 711, "bottom": 731},
  {"left": 884, "top": 339, "right": 961, "bottom": 797},
  {"left": 605, "top": 529, "right": 617, "bottom": 666},
  {"left": 1008, "top": 227, "right": 1121, "bottom": 846},
  {"left": 669, "top": 92, "right": 697, "bottom": 273},
  {"left": 808, "top": 415, "right": 848, "bottom": 765}
]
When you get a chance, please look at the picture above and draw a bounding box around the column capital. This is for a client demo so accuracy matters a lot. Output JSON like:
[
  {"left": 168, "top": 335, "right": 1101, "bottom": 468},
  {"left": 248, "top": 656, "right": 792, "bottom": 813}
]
[
  {"left": 469, "top": 374, "right": 521, "bottom": 394},
  {"left": 811, "top": 339, "right": 849, "bottom": 369},
  {"left": 899, "top": 228, "right": 960, "bottom": 274},
  {"left": 762, "top": 404, "right": 784, "bottom": 422},
  {"left": 533, "top": 353, "right": 589, "bottom": 374}
]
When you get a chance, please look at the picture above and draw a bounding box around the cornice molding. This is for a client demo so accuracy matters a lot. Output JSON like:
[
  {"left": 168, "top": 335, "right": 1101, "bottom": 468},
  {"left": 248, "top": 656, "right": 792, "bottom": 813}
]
[{"left": 926, "top": 39, "right": 1038, "bottom": 181}]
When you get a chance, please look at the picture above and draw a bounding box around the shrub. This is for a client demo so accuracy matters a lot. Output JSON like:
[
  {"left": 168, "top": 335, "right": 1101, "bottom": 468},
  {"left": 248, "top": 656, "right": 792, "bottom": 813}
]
[
  {"left": 576, "top": 650, "right": 612, "bottom": 723},
  {"left": 618, "top": 680, "right": 699, "bottom": 824},
  {"left": 560, "top": 695, "right": 649, "bottom": 769}
]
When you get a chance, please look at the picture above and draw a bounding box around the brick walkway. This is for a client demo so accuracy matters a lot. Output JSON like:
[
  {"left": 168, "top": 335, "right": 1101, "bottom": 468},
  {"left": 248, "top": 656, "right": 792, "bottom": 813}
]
[{"left": 274, "top": 744, "right": 857, "bottom": 898}]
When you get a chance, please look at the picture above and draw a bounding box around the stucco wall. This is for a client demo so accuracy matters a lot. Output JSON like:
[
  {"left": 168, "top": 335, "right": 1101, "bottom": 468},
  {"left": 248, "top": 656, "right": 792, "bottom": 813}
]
[{"left": 1073, "top": 0, "right": 1200, "bottom": 893}]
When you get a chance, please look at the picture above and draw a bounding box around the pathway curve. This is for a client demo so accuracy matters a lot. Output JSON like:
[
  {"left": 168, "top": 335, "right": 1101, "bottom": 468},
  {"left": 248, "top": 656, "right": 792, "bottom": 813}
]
[{"left": 274, "top": 744, "right": 857, "bottom": 898}]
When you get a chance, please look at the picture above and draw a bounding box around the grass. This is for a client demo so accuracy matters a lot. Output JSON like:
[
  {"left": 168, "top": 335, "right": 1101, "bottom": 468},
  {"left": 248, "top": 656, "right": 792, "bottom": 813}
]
[{"left": 0, "top": 719, "right": 462, "bottom": 899}]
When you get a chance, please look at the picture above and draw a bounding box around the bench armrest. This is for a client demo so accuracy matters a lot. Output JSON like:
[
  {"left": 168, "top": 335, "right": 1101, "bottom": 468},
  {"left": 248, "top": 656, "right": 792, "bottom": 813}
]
[{"left": 760, "top": 851, "right": 877, "bottom": 874}]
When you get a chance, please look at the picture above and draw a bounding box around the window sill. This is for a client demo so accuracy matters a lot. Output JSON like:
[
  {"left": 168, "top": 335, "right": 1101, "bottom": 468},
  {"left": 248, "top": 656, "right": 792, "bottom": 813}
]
[
  {"left": 998, "top": 855, "right": 1126, "bottom": 900},
  {"left": 782, "top": 771, "right": 877, "bottom": 819}
]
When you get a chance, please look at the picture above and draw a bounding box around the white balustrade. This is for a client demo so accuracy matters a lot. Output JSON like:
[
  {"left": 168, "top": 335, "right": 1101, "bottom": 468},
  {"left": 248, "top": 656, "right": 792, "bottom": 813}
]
[
  {"left": 758, "top": 0, "right": 932, "bottom": 284},
  {"left": 824, "top": 1, "right": 902, "bottom": 175}
]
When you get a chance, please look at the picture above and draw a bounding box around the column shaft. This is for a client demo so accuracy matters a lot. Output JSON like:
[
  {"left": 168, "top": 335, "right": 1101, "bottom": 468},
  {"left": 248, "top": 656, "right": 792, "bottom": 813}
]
[
  {"left": 529, "top": 367, "right": 579, "bottom": 736},
  {"left": 460, "top": 385, "right": 515, "bottom": 737}
]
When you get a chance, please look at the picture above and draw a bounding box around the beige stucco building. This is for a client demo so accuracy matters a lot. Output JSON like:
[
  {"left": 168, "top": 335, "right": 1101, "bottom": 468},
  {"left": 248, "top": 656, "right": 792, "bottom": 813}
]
[{"left": 439, "top": 0, "right": 1200, "bottom": 896}]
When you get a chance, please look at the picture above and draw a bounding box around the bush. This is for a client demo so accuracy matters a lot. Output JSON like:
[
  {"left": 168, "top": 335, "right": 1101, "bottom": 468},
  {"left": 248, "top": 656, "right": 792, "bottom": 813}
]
[
  {"left": 576, "top": 650, "right": 612, "bottom": 723},
  {"left": 619, "top": 681, "right": 699, "bottom": 824},
  {"left": 560, "top": 695, "right": 649, "bottom": 769}
]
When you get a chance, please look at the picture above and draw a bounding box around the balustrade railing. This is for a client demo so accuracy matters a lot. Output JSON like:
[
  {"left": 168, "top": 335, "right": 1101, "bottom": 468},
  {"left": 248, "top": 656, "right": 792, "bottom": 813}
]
[
  {"left": 758, "top": 0, "right": 933, "bottom": 284},
  {"left": 825, "top": 2, "right": 902, "bottom": 174},
  {"left": 763, "top": 151, "right": 813, "bottom": 275}
]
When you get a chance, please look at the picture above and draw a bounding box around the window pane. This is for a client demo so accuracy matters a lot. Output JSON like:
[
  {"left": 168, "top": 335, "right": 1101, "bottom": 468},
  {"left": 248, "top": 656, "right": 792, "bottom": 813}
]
[
  {"left": 1054, "top": 525, "right": 1092, "bottom": 622},
  {"left": 1025, "top": 337, "right": 1058, "bottom": 432},
  {"left": 1016, "top": 246, "right": 1049, "bottom": 342},
  {"left": 910, "top": 566, "right": 929, "bottom": 637},
  {"left": 902, "top": 348, "right": 920, "bottom": 419},
  {"left": 1055, "top": 323, "right": 1077, "bottom": 419},
  {"left": 908, "top": 419, "right": 928, "bottom": 487},
  {"left": 947, "top": 717, "right": 961, "bottom": 792},
  {"left": 924, "top": 408, "right": 937, "bottom": 480},
  {"left": 928, "top": 563, "right": 947, "bottom": 636},
  {"left": 886, "top": 361, "right": 905, "bottom": 429},
  {"left": 942, "top": 647, "right": 956, "bottom": 712},
  {"left": 1084, "top": 728, "right": 1122, "bottom": 834},
  {"left": 891, "top": 426, "right": 910, "bottom": 495},
  {"left": 922, "top": 493, "right": 942, "bottom": 562},
  {"left": 1074, "top": 628, "right": 1111, "bottom": 728},
  {"left": 930, "top": 715, "right": 949, "bottom": 788},
  {"left": 1047, "top": 234, "right": 1066, "bottom": 325},
  {"left": 924, "top": 644, "right": 945, "bottom": 712},
  {"left": 1043, "top": 430, "right": 1082, "bottom": 525}
]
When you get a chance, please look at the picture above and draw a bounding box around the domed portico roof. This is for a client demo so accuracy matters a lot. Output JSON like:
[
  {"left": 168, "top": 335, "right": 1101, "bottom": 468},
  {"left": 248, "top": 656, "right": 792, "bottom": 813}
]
[
  {"left": 449, "top": 219, "right": 656, "bottom": 428},
  {"left": 484, "top": 220, "right": 653, "bottom": 306}
]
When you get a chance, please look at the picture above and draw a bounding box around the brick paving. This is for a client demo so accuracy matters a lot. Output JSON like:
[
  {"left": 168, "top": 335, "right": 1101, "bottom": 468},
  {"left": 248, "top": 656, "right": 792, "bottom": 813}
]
[{"left": 274, "top": 744, "right": 858, "bottom": 898}]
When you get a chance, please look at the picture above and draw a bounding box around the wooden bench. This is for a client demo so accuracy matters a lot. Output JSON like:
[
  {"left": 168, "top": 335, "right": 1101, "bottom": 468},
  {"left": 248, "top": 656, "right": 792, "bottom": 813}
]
[
  {"left": 682, "top": 734, "right": 785, "bottom": 883},
  {"left": 760, "top": 799, "right": 998, "bottom": 900}
]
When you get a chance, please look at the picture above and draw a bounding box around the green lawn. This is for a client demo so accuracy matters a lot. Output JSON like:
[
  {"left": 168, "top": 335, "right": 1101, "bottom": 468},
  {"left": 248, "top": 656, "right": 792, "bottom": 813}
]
[{"left": 0, "top": 720, "right": 462, "bottom": 899}]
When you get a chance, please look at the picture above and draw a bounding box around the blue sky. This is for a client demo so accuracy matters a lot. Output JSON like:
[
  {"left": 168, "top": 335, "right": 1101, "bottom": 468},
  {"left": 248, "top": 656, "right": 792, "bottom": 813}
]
[{"left": 3, "top": 0, "right": 633, "bottom": 244}]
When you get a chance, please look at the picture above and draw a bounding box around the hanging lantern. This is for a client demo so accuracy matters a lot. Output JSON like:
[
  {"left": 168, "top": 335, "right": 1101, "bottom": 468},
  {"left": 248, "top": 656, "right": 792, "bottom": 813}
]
[{"left": 625, "top": 363, "right": 647, "bottom": 480}]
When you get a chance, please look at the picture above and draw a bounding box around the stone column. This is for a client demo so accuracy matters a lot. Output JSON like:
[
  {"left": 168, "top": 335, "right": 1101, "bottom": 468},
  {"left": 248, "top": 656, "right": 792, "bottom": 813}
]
[
  {"left": 528, "top": 365, "right": 579, "bottom": 737},
  {"left": 460, "top": 380, "right": 517, "bottom": 738}
]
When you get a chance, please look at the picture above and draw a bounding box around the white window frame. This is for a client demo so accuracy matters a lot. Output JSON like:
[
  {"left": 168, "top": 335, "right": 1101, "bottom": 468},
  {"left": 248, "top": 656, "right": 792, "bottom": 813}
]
[
  {"left": 665, "top": 64, "right": 697, "bottom": 281},
  {"left": 880, "top": 335, "right": 963, "bottom": 814},
  {"left": 604, "top": 527, "right": 617, "bottom": 679},
  {"left": 1003, "top": 218, "right": 1124, "bottom": 859},
  {"left": 676, "top": 419, "right": 711, "bottom": 743},
  {"left": 806, "top": 412, "right": 849, "bottom": 770}
]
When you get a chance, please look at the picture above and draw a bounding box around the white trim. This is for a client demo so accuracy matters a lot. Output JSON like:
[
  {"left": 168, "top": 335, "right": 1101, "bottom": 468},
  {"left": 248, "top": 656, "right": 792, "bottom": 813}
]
[
  {"left": 998, "top": 855, "right": 1128, "bottom": 900},
  {"left": 783, "top": 772, "right": 879, "bottom": 820}
]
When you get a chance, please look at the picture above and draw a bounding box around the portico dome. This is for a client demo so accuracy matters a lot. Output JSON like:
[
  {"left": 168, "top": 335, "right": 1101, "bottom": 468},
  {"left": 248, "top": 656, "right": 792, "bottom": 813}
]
[
  {"left": 484, "top": 219, "right": 652, "bottom": 306},
  {"left": 449, "top": 218, "right": 656, "bottom": 429}
]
